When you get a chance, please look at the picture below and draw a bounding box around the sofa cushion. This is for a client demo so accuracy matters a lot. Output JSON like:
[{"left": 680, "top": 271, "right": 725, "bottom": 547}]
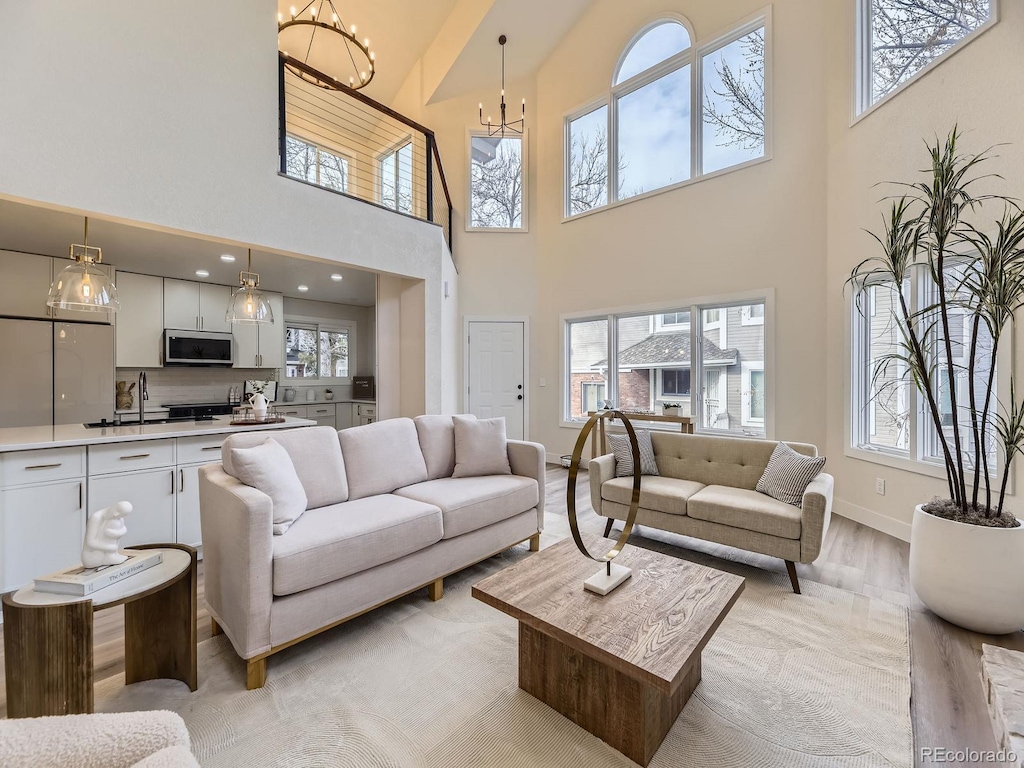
[
  {"left": 271, "top": 495, "right": 442, "bottom": 596},
  {"left": 756, "top": 442, "right": 827, "bottom": 506},
  {"left": 609, "top": 429, "right": 659, "bottom": 477},
  {"left": 414, "top": 414, "right": 475, "bottom": 480},
  {"left": 229, "top": 438, "right": 308, "bottom": 535},
  {"left": 395, "top": 475, "right": 538, "bottom": 539},
  {"left": 687, "top": 485, "right": 802, "bottom": 540},
  {"left": 601, "top": 475, "right": 704, "bottom": 516},
  {"left": 339, "top": 418, "right": 429, "bottom": 500},
  {"left": 452, "top": 416, "right": 512, "bottom": 477},
  {"left": 222, "top": 426, "right": 348, "bottom": 508}
]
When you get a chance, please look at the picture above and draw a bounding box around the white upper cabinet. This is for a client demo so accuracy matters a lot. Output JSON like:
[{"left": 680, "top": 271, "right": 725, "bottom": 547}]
[
  {"left": 0, "top": 251, "right": 53, "bottom": 320},
  {"left": 115, "top": 272, "right": 164, "bottom": 368},
  {"left": 163, "top": 279, "right": 201, "bottom": 330},
  {"left": 258, "top": 293, "right": 285, "bottom": 369},
  {"left": 199, "top": 283, "right": 231, "bottom": 333}
]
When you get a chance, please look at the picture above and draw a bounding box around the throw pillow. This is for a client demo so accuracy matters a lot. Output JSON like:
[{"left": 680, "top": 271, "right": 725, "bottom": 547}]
[
  {"left": 609, "top": 430, "right": 659, "bottom": 477},
  {"left": 756, "top": 442, "right": 827, "bottom": 506},
  {"left": 452, "top": 415, "right": 512, "bottom": 477},
  {"left": 229, "top": 438, "right": 308, "bottom": 534}
]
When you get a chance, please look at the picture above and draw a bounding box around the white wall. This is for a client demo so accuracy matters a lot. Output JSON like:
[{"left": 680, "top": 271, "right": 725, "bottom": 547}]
[{"left": 0, "top": 0, "right": 450, "bottom": 413}]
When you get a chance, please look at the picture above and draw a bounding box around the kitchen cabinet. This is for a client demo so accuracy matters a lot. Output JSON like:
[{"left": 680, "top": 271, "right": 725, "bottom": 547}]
[
  {"left": 1, "top": 479, "right": 86, "bottom": 592},
  {"left": 335, "top": 404, "right": 353, "bottom": 430},
  {"left": 89, "top": 468, "right": 176, "bottom": 548},
  {"left": 115, "top": 272, "right": 164, "bottom": 367},
  {"left": 233, "top": 291, "right": 284, "bottom": 369},
  {"left": 0, "top": 250, "right": 53, "bottom": 320},
  {"left": 51, "top": 259, "right": 114, "bottom": 325},
  {"left": 355, "top": 403, "right": 376, "bottom": 426},
  {"left": 163, "top": 279, "right": 232, "bottom": 332},
  {"left": 175, "top": 434, "right": 225, "bottom": 549},
  {"left": 277, "top": 405, "right": 308, "bottom": 419},
  {"left": 308, "top": 403, "right": 336, "bottom": 428}
]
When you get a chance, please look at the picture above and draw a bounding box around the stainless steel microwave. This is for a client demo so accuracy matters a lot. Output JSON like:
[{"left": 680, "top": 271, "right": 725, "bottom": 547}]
[{"left": 163, "top": 330, "right": 234, "bottom": 366}]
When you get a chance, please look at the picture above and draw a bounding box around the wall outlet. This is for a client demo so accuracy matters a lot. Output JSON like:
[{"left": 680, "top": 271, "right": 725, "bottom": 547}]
[{"left": 875, "top": 478, "right": 885, "bottom": 495}]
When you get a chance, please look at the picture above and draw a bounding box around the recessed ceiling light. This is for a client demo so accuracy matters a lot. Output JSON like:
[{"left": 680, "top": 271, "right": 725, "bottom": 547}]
[
  {"left": 297, "top": 285, "right": 309, "bottom": 292},
  {"left": 220, "top": 254, "right": 236, "bottom": 263},
  {"left": 330, "top": 273, "right": 343, "bottom": 281},
  {"left": 195, "top": 269, "right": 210, "bottom": 277}
]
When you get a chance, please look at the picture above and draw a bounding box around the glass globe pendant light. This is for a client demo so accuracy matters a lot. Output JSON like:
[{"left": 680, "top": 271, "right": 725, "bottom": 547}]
[
  {"left": 226, "top": 249, "right": 274, "bottom": 324},
  {"left": 47, "top": 217, "right": 120, "bottom": 312}
]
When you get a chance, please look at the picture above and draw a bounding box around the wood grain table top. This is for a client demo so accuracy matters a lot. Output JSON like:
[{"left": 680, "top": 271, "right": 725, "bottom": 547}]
[{"left": 472, "top": 536, "right": 745, "bottom": 695}]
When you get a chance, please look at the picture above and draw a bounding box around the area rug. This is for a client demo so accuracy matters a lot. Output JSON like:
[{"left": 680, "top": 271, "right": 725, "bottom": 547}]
[{"left": 96, "top": 520, "right": 912, "bottom": 767}]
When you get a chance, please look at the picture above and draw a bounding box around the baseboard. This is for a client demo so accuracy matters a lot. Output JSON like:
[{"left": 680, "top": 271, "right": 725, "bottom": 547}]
[{"left": 833, "top": 498, "right": 912, "bottom": 543}]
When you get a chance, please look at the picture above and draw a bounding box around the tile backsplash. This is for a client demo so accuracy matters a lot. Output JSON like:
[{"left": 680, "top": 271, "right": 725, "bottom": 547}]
[{"left": 115, "top": 368, "right": 357, "bottom": 406}]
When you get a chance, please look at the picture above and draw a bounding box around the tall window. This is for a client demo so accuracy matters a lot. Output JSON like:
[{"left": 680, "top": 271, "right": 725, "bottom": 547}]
[
  {"left": 469, "top": 134, "right": 526, "bottom": 230},
  {"left": 564, "top": 297, "right": 768, "bottom": 437},
  {"left": 285, "top": 135, "right": 351, "bottom": 194},
  {"left": 380, "top": 142, "right": 413, "bottom": 214},
  {"left": 857, "top": 0, "right": 995, "bottom": 115},
  {"left": 564, "top": 13, "right": 769, "bottom": 218},
  {"left": 285, "top": 321, "right": 354, "bottom": 382}
]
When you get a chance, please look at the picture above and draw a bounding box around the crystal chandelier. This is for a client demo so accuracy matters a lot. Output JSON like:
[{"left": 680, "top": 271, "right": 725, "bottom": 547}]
[
  {"left": 226, "top": 249, "right": 274, "bottom": 325},
  {"left": 47, "top": 217, "right": 119, "bottom": 313},
  {"left": 479, "top": 35, "right": 524, "bottom": 137},
  {"left": 278, "top": 0, "right": 376, "bottom": 91}
]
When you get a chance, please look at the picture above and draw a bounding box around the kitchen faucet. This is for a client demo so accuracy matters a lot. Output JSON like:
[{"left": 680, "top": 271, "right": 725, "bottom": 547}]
[{"left": 139, "top": 371, "right": 148, "bottom": 425}]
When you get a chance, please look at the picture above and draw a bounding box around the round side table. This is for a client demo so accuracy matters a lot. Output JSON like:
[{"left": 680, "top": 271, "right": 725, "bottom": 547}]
[{"left": 2, "top": 543, "right": 198, "bottom": 718}]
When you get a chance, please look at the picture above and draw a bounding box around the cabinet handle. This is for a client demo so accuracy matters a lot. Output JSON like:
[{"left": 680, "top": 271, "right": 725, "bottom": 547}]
[
  {"left": 171, "top": 470, "right": 175, "bottom": 494},
  {"left": 179, "top": 468, "right": 184, "bottom": 493},
  {"left": 196, "top": 315, "right": 200, "bottom": 330},
  {"left": 201, "top": 445, "right": 221, "bottom": 452},
  {"left": 25, "top": 462, "right": 63, "bottom": 470},
  {"left": 119, "top": 453, "right": 151, "bottom": 460},
  {"left": 200, "top": 316, "right": 204, "bottom": 330},
  {"left": 78, "top": 482, "right": 83, "bottom": 510}
]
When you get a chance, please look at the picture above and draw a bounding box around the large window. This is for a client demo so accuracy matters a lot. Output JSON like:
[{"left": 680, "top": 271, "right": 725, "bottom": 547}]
[
  {"left": 285, "top": 135, "right": 351, "bottom": 194},
  {"left": 285, "top": 321, "right": 354, "bottom": 382},
  {"left": 469, "top": 134, "right": 526, "bottom": 230},
  {"left": 564, "top": 13, "right": 769, "bottom": 218},
  {"left": 851, "top": 265, "right": 1000, "bottom": 474},
  {"left": 564, "top": 297, "right": 768, "bottom": 437},
  {"left": 379, "top": 141, "right": 413, "bottom": 214},
  {"left": 857, "top": 0, "right": 995, "bottom": 115}
]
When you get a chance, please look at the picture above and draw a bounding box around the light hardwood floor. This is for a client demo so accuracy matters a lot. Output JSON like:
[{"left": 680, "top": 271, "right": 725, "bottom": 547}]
[{"left": 1, "top": 466, "right": 1019, "bottom": 768}]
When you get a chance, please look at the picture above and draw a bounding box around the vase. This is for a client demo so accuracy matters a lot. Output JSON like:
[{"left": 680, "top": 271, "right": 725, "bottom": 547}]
[{"left": 910, "top": 504, "right": 1024, "bottom": 634}]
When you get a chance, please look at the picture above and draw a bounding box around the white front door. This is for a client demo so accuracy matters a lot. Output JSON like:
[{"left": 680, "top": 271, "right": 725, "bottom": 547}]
[{"left": 467, "top": 321, "right": 525, "bottom": 440}]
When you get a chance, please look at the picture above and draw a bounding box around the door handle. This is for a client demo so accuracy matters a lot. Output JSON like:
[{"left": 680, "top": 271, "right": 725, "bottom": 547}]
[
  {"left": 518, "top": 395, "right": 523, "bottom": 400},
  {"left": 25, "top": 462, "right": 63, "bottom": 470},
  {"left": 518, "top": 384, "right": 523, "bottom": 390}
]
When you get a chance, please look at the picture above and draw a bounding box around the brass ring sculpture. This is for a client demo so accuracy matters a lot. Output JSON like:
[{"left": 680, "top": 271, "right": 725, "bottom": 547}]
[{"left": 566, "top": 411, "right": 642, "bottom": 567}]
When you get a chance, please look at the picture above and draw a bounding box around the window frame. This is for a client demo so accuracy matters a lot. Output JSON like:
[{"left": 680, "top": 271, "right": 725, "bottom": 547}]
[
  {"left": 466, "top": 129, "right": 529, "bottom": 233},
  {"left": 284, "top": 133, "right": 355, "bottom": 195},
  {"left": 376, "top": 136, "right": 415, "bottom": 214},
  {"left": 560, "top": 288, "right": 774, "bottom": 439},
  {"left": 847, "top": 264, "right": 1013, "bottom": 483},
  {"left": 283, "top": 315, "right": 357, "bottom": 386},
  {"left": 742, "top": 362, "right": 766, "bottom": 427},
  {"left": 657, "top": 368, "right": 691, "bottom": 399},
  {"left": 562, "top": 7, "right": 773, "bottom": 221},
  {"left": 853, "top": 0, "right": 999, "bottom": 122}
]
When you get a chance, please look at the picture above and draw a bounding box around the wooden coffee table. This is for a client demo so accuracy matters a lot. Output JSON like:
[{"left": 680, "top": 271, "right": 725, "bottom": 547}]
[{"left": 473, "top": 536, "right": 744, "bottom": 766}]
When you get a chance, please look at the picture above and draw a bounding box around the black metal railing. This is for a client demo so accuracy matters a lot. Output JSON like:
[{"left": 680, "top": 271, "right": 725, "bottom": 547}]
[{"left": 277, "top": 53, "right": 454, "bottom": 254}]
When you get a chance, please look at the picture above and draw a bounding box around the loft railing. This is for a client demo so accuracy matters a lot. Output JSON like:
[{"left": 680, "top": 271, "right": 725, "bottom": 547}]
[{"left": 277, "top": 53, "right": 453, "bottom": 254}]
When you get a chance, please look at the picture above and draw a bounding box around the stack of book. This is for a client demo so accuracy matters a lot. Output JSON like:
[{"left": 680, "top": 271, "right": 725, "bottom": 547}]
[{"left": 34, "top": 550, "right": 163, "bottom": 596}]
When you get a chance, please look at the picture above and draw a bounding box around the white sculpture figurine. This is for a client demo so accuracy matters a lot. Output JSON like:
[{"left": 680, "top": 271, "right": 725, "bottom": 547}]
[{"left": 81, "top": 501, "right": 132, "bottom": 568}]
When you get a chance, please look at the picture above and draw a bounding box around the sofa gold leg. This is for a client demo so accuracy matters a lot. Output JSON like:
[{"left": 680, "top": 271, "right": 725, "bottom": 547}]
[
  {"left": 246, "top": 657, "right": 267, "bottom": 690},
  {"left": 428, "top": 577, "right": 443, "bottom": 601},
  {"left": 603, "top": 518, "right": 614, "bottom": 538},
  {"left": 529, "top": 533, "right": 541, "bottom": 552},
  {"left": 784, "top": 560, "right": 801, "bottom": 594},
  {"left": 211, "top": 618, "right": 223, "bottom": 637}
]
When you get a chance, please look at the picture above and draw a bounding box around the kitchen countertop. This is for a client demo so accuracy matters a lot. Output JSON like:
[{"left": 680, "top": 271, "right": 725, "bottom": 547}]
[
  {"left": 0, "top": 416, "right": 316, "bottom": 453},
  {"left": 279, "top": 399, "right": 376, "bottom": 406}
]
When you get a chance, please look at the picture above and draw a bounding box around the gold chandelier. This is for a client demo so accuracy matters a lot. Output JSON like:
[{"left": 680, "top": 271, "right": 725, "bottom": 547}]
[{"left": 278, "top": 0, "right": 376, "bottom": 91}]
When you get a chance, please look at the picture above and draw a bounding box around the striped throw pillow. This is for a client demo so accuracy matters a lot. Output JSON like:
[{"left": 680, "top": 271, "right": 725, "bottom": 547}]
[
  {"left": 608, "top": 430, "right": 659, "bottom": 477},
  {"left": 756, "top": 442, "right": 826, "bottom": 506}
]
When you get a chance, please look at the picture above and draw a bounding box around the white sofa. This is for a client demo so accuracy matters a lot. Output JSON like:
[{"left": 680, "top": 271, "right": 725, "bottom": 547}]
[
  {"left": 199, "top": 416, "right": 545, "bottom": 689},
  {"left": 590, "top": 431, "right": 833, "bottom": 592}
]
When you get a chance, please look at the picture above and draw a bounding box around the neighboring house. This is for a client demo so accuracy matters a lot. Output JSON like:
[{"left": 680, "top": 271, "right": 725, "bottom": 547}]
[{"left": 570, "top": 306, "right": 766, "bottom": 435}]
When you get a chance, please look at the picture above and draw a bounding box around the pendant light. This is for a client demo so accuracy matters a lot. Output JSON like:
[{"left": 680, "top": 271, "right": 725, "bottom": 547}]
[
  {"left": 226, "top": 249, "right": 274, "bottom": 324},
  {"left": 478, "top": 35, "right": 524, "bottom": 137},
  {"left": 47, "top": 217, "right": 119, "bottom": 312}
]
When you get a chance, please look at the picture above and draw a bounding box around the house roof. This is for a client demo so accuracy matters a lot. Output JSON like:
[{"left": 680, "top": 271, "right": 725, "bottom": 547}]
[{"left": 597, "top": 332, "right": 737, "bottom": 369}]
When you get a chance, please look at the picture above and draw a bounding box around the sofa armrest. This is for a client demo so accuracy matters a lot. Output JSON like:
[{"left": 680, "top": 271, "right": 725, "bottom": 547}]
[
  {"left": 0, "top": 711, "right": 191, "bottom": 768},
  {"left": 507, "top": 439, "right": 546, "bottom": 530},
  {"left": 588, "top": 454, "right": 616, "bottom": 517},
  {"left": 199, "top": 464, "right": 275, "bottom": 659},
  {"left": 800, "top": 472, "right": 834, "bottom": 563}
]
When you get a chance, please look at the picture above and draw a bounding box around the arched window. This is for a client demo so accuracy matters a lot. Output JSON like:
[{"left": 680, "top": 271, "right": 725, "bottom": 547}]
[
  {"left": 565, "top": 12, "right": 770, "bottom": 218},
  {"left": 614, "top": 21, "right": 691, "bottom": 85}
]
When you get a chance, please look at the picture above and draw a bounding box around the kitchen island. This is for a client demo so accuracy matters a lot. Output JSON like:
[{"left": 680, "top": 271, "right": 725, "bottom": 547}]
[{"left": 0, "top": 416, "right": 316, "bottom": 595}]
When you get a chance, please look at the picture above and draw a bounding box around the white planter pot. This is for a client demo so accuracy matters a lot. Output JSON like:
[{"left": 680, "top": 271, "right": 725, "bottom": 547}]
[{"left": 910, "top": 504, "right": 1024, "bottom": 634}]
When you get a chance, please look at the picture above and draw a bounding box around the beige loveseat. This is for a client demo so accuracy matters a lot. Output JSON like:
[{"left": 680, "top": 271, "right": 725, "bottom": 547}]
[
  {"left": 590, "top": 432, "right": 833, "bottom": 592},
  {"left": 199, "top": 416, "right": 545, "bottom": 689}
]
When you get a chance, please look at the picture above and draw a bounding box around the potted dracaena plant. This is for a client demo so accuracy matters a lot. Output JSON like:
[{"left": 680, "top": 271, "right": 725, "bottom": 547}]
[{"left": 849, "top": 127, "right": 1024, "bottom": 634}]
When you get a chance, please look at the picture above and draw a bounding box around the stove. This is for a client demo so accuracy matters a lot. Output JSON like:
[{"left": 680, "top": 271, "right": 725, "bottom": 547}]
[{"left": 161, "top": 402, "right": 236, "bottom": 420}]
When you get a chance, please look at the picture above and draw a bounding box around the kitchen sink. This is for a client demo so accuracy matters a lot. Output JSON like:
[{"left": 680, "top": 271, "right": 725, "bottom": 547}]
[{"left": 83, "top": 416, "right": 214, "bottom": 428}]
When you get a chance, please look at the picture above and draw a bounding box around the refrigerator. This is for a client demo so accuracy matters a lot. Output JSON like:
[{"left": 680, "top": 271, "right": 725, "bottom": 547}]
[{"left": 0, "top": 319, "right": 114, "bottom": 428}]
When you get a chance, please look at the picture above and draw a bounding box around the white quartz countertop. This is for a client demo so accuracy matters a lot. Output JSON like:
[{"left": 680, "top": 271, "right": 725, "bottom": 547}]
[
  {"left": 0, "top": 416, "right": 317, "bottom": 453},
  {"left": 280, "top": 399, "right": 376, "bottom": 406}
]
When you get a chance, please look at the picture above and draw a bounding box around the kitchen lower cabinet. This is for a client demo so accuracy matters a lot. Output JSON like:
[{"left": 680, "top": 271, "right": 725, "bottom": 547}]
[
  {"left": 88, "top": 468, "right": 176, "bottom": 548},
  {"left": 176, "top": 463, "right": 203, "bottom": 548},
  {"left": 308, "top": 403, "right": 336, "bottom": 428},
  {"left": 1, "top": 479, "right": 85, "bottom": 592},
  {"left": 336, "top": 404, "right": 353, "bottom": 430}
]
